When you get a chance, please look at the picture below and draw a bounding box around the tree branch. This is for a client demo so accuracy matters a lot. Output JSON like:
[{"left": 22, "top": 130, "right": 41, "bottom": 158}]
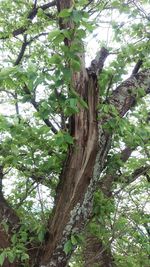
[
  {"left": 39, "top": 68, "right": 150, "bottom": 266},
  {"left": 87, "top": 47, "right": 109, "bottom": 76},
  {"left": 132, "top": 59, "right": 143, "bottom": 75},
  {"left": 109, "top": 69, "right": 150, "bottom": 117},
  {"left": 14, "top": 35, "right": 28, "bottom": 65},
  {"left": 0, "top": 165, "right": 3, "bottom": 197}
]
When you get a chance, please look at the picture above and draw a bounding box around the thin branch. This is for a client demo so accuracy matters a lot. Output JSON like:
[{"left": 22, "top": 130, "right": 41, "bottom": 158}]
[
  {"left": 88, "top": 0, "right": 109, "bottom": 15},
  {"left": 105, "top": 74, "right": 114, "bottom": 101},
  {"left": 29, "top": 32, "right": 49, "bottom": 42},
  {"left": 81, "top": 0, "right": 94, "bottom": 11},
  {"left": 33, "top": 0, "right": 38, "bottom": 9},
  {"left": 37, "top": 184, "right": 47, "bottom": 225},
  {"left": 15, "top": 180, "right": 37, "bottom": 208},
  {"left": 14, "top": 34, "right": 28, "bottom": 65}
]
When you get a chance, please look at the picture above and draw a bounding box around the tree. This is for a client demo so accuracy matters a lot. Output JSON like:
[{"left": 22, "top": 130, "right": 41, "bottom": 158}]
[{"left": 0, "top": 0, "right": 149, "bottom": 266}]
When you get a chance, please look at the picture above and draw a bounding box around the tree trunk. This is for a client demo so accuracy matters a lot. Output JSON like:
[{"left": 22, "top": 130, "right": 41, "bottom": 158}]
[{"left": 41, "top": 72, "right": 100, "bottom": 266}]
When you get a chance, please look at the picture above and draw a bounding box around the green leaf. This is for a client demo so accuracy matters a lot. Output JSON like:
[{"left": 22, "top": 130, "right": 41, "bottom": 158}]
[
  {"left": 1, "top": 221, "right": 9, "bottom": 233},
  {"left": 0, "top": 66, "right": 18, "bottom": 80},
  {"left": 7, "top": 251, "right": 15, "bottom": 264},
  {"left": 11, "top": 234, "right": 17, "bottom": 244},
  {"left": 58, "top": 9, "right": 72, "bottom": 18},
  {"left": 64, "top": 240, "right": 72, "bottom": 255},
  {"left": 48, "top": 30, "right": 60, "bottom": 40},
  {"left": 82, "top": 20, "right": 94, "bottom": 32},
  {"left": 37, "top": 226, "right": 46, "bottom": 242},
  {"left": 64, "top": 133, "right": 73, "bottom": 144},
  {"left": 21, "top": 253, "right": 29, "bottom": 261},
  {"left": 0, "top": 252, "right": 6, "bottom": 266},
  {"left": 48, "top": 54, "right": 62, "bottom": 65},
  {"left": 61, "top": 29, "right": 72, "bottom": 39},
  {"left": 71, "top": 235, "right": 77, "bottom": 245},
  {"left": 71, "top": 59, "right": 81, "bottom": 71},
  {"left": 72, "top": 10, "right": 82, "bottom": 23},
  {"left": 70, "top": 88, "right": 88, "bottom": 109}
]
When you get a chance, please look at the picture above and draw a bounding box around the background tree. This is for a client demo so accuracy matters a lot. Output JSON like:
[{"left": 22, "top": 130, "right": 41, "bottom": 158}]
[{"left": 0, "top": 0, "right": 149, "bottom": 267}]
